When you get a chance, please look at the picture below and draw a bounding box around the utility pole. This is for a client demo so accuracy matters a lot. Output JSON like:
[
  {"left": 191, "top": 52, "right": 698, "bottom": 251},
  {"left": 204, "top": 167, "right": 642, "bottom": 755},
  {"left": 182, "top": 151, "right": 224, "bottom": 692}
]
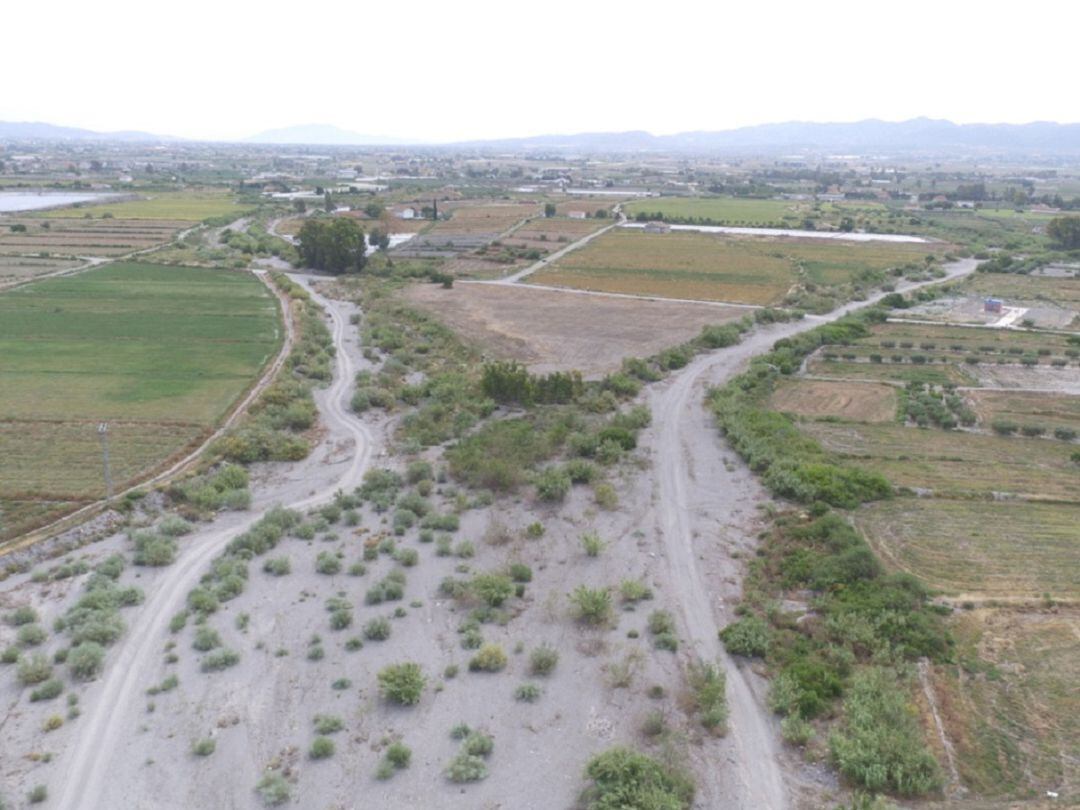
[{"left": 97, "top": 422, "right": 113, "bottom": 500}]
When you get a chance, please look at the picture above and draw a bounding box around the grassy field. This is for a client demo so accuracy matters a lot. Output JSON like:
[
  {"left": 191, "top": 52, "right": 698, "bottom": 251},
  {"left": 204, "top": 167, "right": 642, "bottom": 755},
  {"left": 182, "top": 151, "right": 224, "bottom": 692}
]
[
  {"left": 938, "top": 608, "right": 1079, "bottom": 798},
  {"left": 857, "top": 500, "right": 1080, "bottom": 598},
  {"left": 0, "top": 262, "right": 281, "bottom": 541},
  {"left": 431, "top": 201, "right": 539, "bottom": 235},
  {"left": 622, "top": 196, "right": 798, "bottom": 225},
  {"left": 32, "top": 190, "right": 250, "bottom": 221},
  {"left": 530, "top": 229, "right": 941, "bottom": 307}
]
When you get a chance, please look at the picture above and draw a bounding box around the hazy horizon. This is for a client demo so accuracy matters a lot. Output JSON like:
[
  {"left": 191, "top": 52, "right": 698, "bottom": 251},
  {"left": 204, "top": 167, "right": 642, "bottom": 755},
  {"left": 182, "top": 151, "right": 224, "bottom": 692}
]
[{"left": 6, "top": 0, "right": 1080, "bottom": 143}]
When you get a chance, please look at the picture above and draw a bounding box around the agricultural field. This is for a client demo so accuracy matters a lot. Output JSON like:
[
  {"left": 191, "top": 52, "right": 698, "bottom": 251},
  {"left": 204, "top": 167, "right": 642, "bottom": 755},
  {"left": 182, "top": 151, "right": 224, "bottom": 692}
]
[
  {"left": 430, "top": 201, "right": 539, "bottom": 236},
  {"left": 0, "top": 262, "right": 281, "bottom": 541},
  {"left": 530, "top": 228, "right": 942, "bottom": 308},
  {"left": 767, "top": 379, "right": 898, "bottom": 422},
  {"left": 937, "top": 607, "right": 1080, "bottom": 799},
  {"left": 623, "top": 196, "right": 801, "bottom": 226},
  {"left": 0, "top": 217, "right": 190, "bottom": 263},
  {"left": 28, "top": 190, "right": 251, "bottom": 222},
  {"left": 404, "top": 279, "right": 747, "bottom": 376},
  {"left": 0, "top": 254, "right": 81, "bottom": 285}
]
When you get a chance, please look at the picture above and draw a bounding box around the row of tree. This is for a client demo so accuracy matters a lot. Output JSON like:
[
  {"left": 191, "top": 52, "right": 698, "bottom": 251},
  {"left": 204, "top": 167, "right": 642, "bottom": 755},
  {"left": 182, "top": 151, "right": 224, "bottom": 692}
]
[
  {"left": 480, "top": 361, "right": 583, "bottom": 406},
  {"left": 297, "top": 218, "right": 367, "bottom": 274}
]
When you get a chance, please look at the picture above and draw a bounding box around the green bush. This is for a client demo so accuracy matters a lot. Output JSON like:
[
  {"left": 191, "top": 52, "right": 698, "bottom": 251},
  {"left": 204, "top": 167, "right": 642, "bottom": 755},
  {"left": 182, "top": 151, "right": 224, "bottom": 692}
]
[
  {"left": 469, "top": 643, "right": 508, "bottom": 672},
  {"left": 534, "top": 467, "right": 571, "bottom": 502},
  {"left": 385, "top": 741, "right": 412, "bottom": 769},
  {"left": 515, "top": 682, "right": 542, "bottom": 702},
  {"left": 364, "top": 617, "right": 392, "bottom": 641},
  {"left": 582, "top": 747, "right": 694, "bottom": 810},
  {"left": 719, "top": 616, "right": 770, "bottom": 658},
  {"left": 193, "top": 626, "right": 222, "bottom": 651},
  {"left": 192, "top": 738, "right": 216, "bottom": 756},
  {"left": 581, "top": 532, "right": 605, "bottom": 557},
  {"left": 472, "top": 573, "right": 515, "bottom": 607},
  {"left": 315, "top": 551, "right": 341, "bottom": 575},
  {"left": 201, "top": 648, "right": 240, "bottom": 672},
  {"left": 377, "top": 662, "right": 426, "bottom": 705},
  {"left": 255, "top": 772, "right": 290, "bottom": 806},
  {"left": 445, "top": 752, "right": 488, "bottom": 783},
  {"left": 687, "top": 661, "right": 728, "bottom": 732},
  {"left": 829, "top": 668, "right": 943, "bottom": 796},
  {"left": 17, "top": 653, "right": 51, "bottom": 685},
  {"left": 6, "top": 606, "right": 39, "bottom": 626},
  {"left": 17, "top": 624, "right": 46, "bottom": 647},
  {"left": 68, "top": 642, "right": 105, "bottom": 681},
  {"left": 570, "top": 586, "right": 613, "bottom": 625},
  {"left": 29, "top": 678, "right": 63, "bottom": 702},
  {"left": 309, "top": 736, "right": 335, "bottom": 759}
]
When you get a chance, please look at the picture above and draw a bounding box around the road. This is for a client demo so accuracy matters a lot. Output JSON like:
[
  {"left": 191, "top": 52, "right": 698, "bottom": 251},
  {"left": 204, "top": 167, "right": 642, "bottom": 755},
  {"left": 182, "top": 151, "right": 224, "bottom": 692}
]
[
  {"left": 647, "top": 258, "right": 977, "bottom": 809},
  {"left": 52, "top": 276, "right": 375, "bottom": 810}
]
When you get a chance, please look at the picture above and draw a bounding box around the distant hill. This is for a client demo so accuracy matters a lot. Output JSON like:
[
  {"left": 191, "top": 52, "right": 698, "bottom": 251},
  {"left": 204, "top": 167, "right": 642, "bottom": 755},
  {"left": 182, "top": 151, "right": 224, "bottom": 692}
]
[
  {"left": 458, "top": 118, "right": 1080, "bottom": 155},
  {"left": 0, "top": 121, "right": 178, "bottom": 142},
  {"left": 243, "top": 124, "right": 410, "bottom": 146}
]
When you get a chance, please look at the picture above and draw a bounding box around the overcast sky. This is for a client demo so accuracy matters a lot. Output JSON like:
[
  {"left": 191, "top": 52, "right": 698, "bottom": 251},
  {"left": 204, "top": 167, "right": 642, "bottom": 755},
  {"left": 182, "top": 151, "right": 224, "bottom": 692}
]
[{"left": 5, "top": 0, "right": 1079, "bottom": 142}]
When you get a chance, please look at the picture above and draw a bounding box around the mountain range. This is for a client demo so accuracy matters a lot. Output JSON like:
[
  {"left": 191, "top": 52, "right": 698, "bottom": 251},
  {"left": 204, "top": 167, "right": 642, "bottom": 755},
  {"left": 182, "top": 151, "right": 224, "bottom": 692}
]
[{"left": 2, "top": 118, "right": 1079, "bottom": 155}]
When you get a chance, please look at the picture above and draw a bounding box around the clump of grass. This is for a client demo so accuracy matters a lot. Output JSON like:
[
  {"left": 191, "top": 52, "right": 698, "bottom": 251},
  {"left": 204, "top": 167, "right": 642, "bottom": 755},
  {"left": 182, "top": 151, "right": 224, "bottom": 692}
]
[
  {"left": 581, "top": 532, "right": 605, "bottom": 557},
  {"left": 28, "top": 784, "right": 48, "bottom": 804},
  {"left": 648, "top": 610, "right": 678, "bottom": 651},
  {"left": 309, "top": 736, "right": 335, "bottom": 759},
  {"left": 315, "top": 551, "right": 341, "bottom": 575},
  {"left": 192, "top": 738, "right": 216, "bottom": 756},
  {"left": 263, "top": 556, "right": 291, "bottom": 576},
  {"left": 377, "top": 740, "right": 412, "bottom": 778},
  {"left": 529, "top": 643, "right": 559, "bottom": 676},
  {"left": 570, "top": 585, "right": 613, "bottom": 625},
  {"left": 255, "top": 771, "right": 290, "bottom": 806},
  {"left": 30, "top": 678, "right": 64, "bottom": 702},
  {"left": 377, "top": 662, "right": 426, "bottom": 705},
  {"left": 515, "top": 682, "right": 542, "bottom": 702},
  {"left": 619, "top": 579, "right": 653, "bottom": 603},
  {"left": 469, "top": 643, "right": 507, "bottom": 673},
  {"left": 201, "top": 648, "right": 240, "bottom": 672},
  {"left": 687, "top": 660, "right": 728, "bottom": 733},
  {"left": 193, "top": 626, "right": 222, "bottom": 652},
  {"left": 364, "top": 617, "right": 391, "bottom": 641}
]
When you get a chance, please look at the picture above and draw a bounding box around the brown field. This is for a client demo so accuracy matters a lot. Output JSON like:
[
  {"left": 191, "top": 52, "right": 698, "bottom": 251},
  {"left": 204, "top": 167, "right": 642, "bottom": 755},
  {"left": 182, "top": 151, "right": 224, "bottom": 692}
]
[
  {"left": 0, "top": 217, "right": 190, "bottom": 260},
  {"left": 430, "top": 201, "right": 540, "bottom": 236},
  {"left": 768, "top": 379, "right": 898, "bottom": 422},
  {"left": 803, "top": 421, "right": 1080, "bottom": 500},
  {"left": 531, "top": 229, "right": 796, "bottom": 305},
  {"left": 962, "top": 271, "right": 1080, "bottom": 311},
  {"left": 856, "top": 499, "right": 1080, "bottom": 597},
  {"left": 554, "top": 199, "right": 616, "bottom": 217},
  {"left": 0, "top": 254, "right": 81, "bottom": 284},
  {"left": 935, "top": 608, "right": 1079, "bottom": 798},
  {"left": 403, "top": 281, "right": 747, "bottom": 377}
]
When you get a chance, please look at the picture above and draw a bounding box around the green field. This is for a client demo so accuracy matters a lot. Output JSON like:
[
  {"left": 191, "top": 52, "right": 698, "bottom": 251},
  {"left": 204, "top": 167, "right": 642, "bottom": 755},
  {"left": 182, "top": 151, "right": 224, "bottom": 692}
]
[
  {"left": 622, "top": 196, "right": 799, "bottom": 226},
  {"left": 530, "top": 228, "right": 939, "bottom": 309},
  {"left": 0, "top": 262, "right": 281, "bottom": 541},
  {"left": 34, "top": 190, "right": 250, "bottom": 221}
]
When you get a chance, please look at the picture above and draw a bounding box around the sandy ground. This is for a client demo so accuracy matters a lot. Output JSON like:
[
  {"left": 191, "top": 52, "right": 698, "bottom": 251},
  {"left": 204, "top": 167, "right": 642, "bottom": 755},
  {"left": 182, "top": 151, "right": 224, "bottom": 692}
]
[
  {"left": 405, "top": 282, "right": 748, "bottom": 378},
  {"left": 0, "top": 258, "right": 980, "bottom": 810}
]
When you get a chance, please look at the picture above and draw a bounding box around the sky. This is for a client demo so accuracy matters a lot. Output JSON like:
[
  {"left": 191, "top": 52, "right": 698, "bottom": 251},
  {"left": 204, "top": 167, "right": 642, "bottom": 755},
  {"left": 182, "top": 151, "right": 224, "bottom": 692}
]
[{"left": 5, "top": 0, "right": 1080, "bottom": 142}]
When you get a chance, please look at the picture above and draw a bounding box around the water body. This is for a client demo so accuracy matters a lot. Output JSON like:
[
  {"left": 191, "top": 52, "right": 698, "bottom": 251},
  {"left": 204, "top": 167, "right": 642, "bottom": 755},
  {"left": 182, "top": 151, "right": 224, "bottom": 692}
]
[
  {"left": 0, "top": 191, "right": 114, "bottom": 213},
  {"left": 621, "top": 221, "right": 929, "bottom": 244}
]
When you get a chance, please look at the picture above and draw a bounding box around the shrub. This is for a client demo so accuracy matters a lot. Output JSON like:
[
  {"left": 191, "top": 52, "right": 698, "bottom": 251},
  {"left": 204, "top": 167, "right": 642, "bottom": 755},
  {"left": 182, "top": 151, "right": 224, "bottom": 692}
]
[
  {"left": 570, "top": 586, "right": 613, "bottom": 625},
  {"left": 582, "top": 747, "right": 694, "bottom": 810},
  {"left": 68, "top": 642, "right": 105, "bottom": 681},
  {"left": 594, "top": 482, "right": 618, "bottom": 510},
  {"left": 192, "top": 738, "right": 216, "bottom": 756},
  {"left": 647, "top": 610, "right": 675, "bottom": 636},
  {"left": 329, "top": 609, "right": 352, "bottom": 630},
  {"left": 314, "top": 714, "right": 343, "bottom": 734},
  {"left": 28, "top": 785, "right": 48, "bottom": 804},
  {"left": 688, "top": 661, "right": 728, "bottom": 732},
  {"left": 719, "top": 616, "right": 770, "bottom": 658},
  {"left": 193, "top": 626, "right": 221, "bottom": 652},
  {"left": 364, "top": 617, "right": 392, "bottom": 641},
  {"left": 394, "top": 548, "right": 419, "bottom": 567},
  {"left": 29, "top": 678, "right": 63, "bottom": 702},
  {"left": 534, "top": 467, "right": 571, "bottom": 502},
  {"left": 463, "top": 731, "right": 494, "bottom": 757},
  {"left": 201, "top": 648, "right": 240, "bottom": 672},
  {"left": 781, "top": 715, "right": 814, "bottom": 746},
  {"left": 829, "top": 668, "right": 943, "bottom": 796},
  {"left": 309, "top": 736, "right": 335, "bottom": 759},
  {"left": 581, "top": 532, "right": 605, "bottom": 557},
  {"left": 315, "top": 551, "right": 341, "bottom": 575},
  {"left": 1054, "top": 427, "right": 1077, "bottom": 441},
  {"left": 991, "top": 420, "right": 1019, "bottom": 435},
  {"left": 529, "top": 643, "right": 559, "bottom": 676},
  {"left": 263, "top": 557, "right": 290, "bottom": 576},
  {"left": 1, "top": 646, "right": 18, "bottom": 664},
  {"left": 508, "top": 563, "right": 533, "bottom": 583},
  {"left": 386, "top": 741, "right": 412, "bottom": 769},
  {"left": 17, "top": 624, "right": 46, "bottom": 647},
  {"left": 515, "top": 682, "right": 542, "bottom": 702},
  {"left": 255, "top": 772, "right": 290, "bottom": 806},
  {"left": 469, "top": 643, "right": 508, "bottom": 672},
  {"left": 17, "top": 653, "right": 52, "bottom": 685},
  {"left": 131, "top": 531, "right": 177, "bottom": 567},
  {"left": 472, "top": 573, "right": 514, "bottom": 607},
  {"left": 445, "top": 752, "right": 488, "bottom": 783},
  {"left": 377, "top": 662, "right": 426, "bottom": 705},
  {"left": 619, "top": 579, "right": 653, "bottom": 603},
  {"left": 7, "top": 606, "right": 39, "bottom": 626},
  {"left": 525, "top": 521, "right": 545, "bottom": 539}
]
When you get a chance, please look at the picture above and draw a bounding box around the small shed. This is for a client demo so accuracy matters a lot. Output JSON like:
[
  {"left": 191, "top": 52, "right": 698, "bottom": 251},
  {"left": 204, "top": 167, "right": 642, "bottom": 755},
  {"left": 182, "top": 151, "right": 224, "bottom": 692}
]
[
  {"left": 644, "top": 221, "right": 670, "bottom": 234},
  {"left": 397, "top": 207, "right": 416, "bottom": 220},
  {"left": 567, "top": 210, "right": 587, "bottom": 219},
  {"left": 984, "top": 297, "right": 1003, "bottom": 314}
]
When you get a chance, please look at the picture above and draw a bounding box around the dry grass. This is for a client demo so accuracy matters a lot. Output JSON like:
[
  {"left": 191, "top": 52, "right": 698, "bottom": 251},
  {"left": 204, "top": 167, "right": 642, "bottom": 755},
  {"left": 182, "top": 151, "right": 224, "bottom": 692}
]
[
  {"left": 935, "top": 608, "right": 1080, "bottom": 798},
  {"left": 968, "top": 390, "right": 1080, "bottom": 432},
  {"left": 768, "top": 379, "right": 898, "bottom": 422},
  {"left": 431, "top": 202, "right": 540, "bottom": 236},
  {"left": 403, "top": 282, "right": 746, "bottom": 377},
  {"left": 0, "top": 218, "right": 189, "bottom": 259},
  {"left": 856, "top": 500, "right": 1080, "bottom": 598}
]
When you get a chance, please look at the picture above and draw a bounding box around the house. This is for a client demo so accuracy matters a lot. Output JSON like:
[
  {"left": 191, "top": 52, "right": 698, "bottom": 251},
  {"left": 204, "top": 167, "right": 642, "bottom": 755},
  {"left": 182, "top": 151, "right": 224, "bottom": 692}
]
[
  {"left": 644, "top": 221, "right": 670, "bottom": 234},
  {"left": 567, "top": 210, "right": 587, "bottom": 220},
  {"left": 397, "top": 207, "right": 416, "bottom": 220},
  {"left": 984, "top": 298, "right": 1003, "bottom": 314}
]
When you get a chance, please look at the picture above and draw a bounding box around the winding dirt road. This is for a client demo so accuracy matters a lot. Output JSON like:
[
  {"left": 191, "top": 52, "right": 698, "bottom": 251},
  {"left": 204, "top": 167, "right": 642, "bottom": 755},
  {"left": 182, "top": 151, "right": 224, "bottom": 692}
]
[
  {"left": 52, "top": 276, "right": 375, "bottom": 810},
  {"left": 647, "top": 258, "right": 977, "bottom": 809}
]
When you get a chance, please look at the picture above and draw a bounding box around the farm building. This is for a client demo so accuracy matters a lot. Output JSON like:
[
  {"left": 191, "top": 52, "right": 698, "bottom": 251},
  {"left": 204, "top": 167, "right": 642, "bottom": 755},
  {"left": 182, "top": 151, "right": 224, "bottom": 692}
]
[
  {"left": 984, "top": 297, "right": 1004, "bottom": 314},
  {"left": 397, "top": 207, "right": 416, "bottom": 220},
  {"left": 644, "top": 221, "right": 671, "bottom": 234},
  {"left": 567, "top": 210, "right": 587, "bottom": 219}
]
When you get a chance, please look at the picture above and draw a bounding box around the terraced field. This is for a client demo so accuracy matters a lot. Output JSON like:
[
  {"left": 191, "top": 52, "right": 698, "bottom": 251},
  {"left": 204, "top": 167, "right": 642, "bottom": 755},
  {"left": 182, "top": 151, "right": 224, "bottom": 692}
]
[
  {"left": 0, "top": 262, "right": 281, "bottom": 541},
  {"left": 0, "top": 217, "right": 189, "bottom": 259}
]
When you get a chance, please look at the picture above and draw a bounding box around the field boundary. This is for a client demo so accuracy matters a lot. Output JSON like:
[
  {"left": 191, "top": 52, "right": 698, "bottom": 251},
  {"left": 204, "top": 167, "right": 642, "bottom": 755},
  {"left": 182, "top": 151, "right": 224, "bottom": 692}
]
[{"left": 0, "top": 268, "right": 295, "bottom": 558}]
